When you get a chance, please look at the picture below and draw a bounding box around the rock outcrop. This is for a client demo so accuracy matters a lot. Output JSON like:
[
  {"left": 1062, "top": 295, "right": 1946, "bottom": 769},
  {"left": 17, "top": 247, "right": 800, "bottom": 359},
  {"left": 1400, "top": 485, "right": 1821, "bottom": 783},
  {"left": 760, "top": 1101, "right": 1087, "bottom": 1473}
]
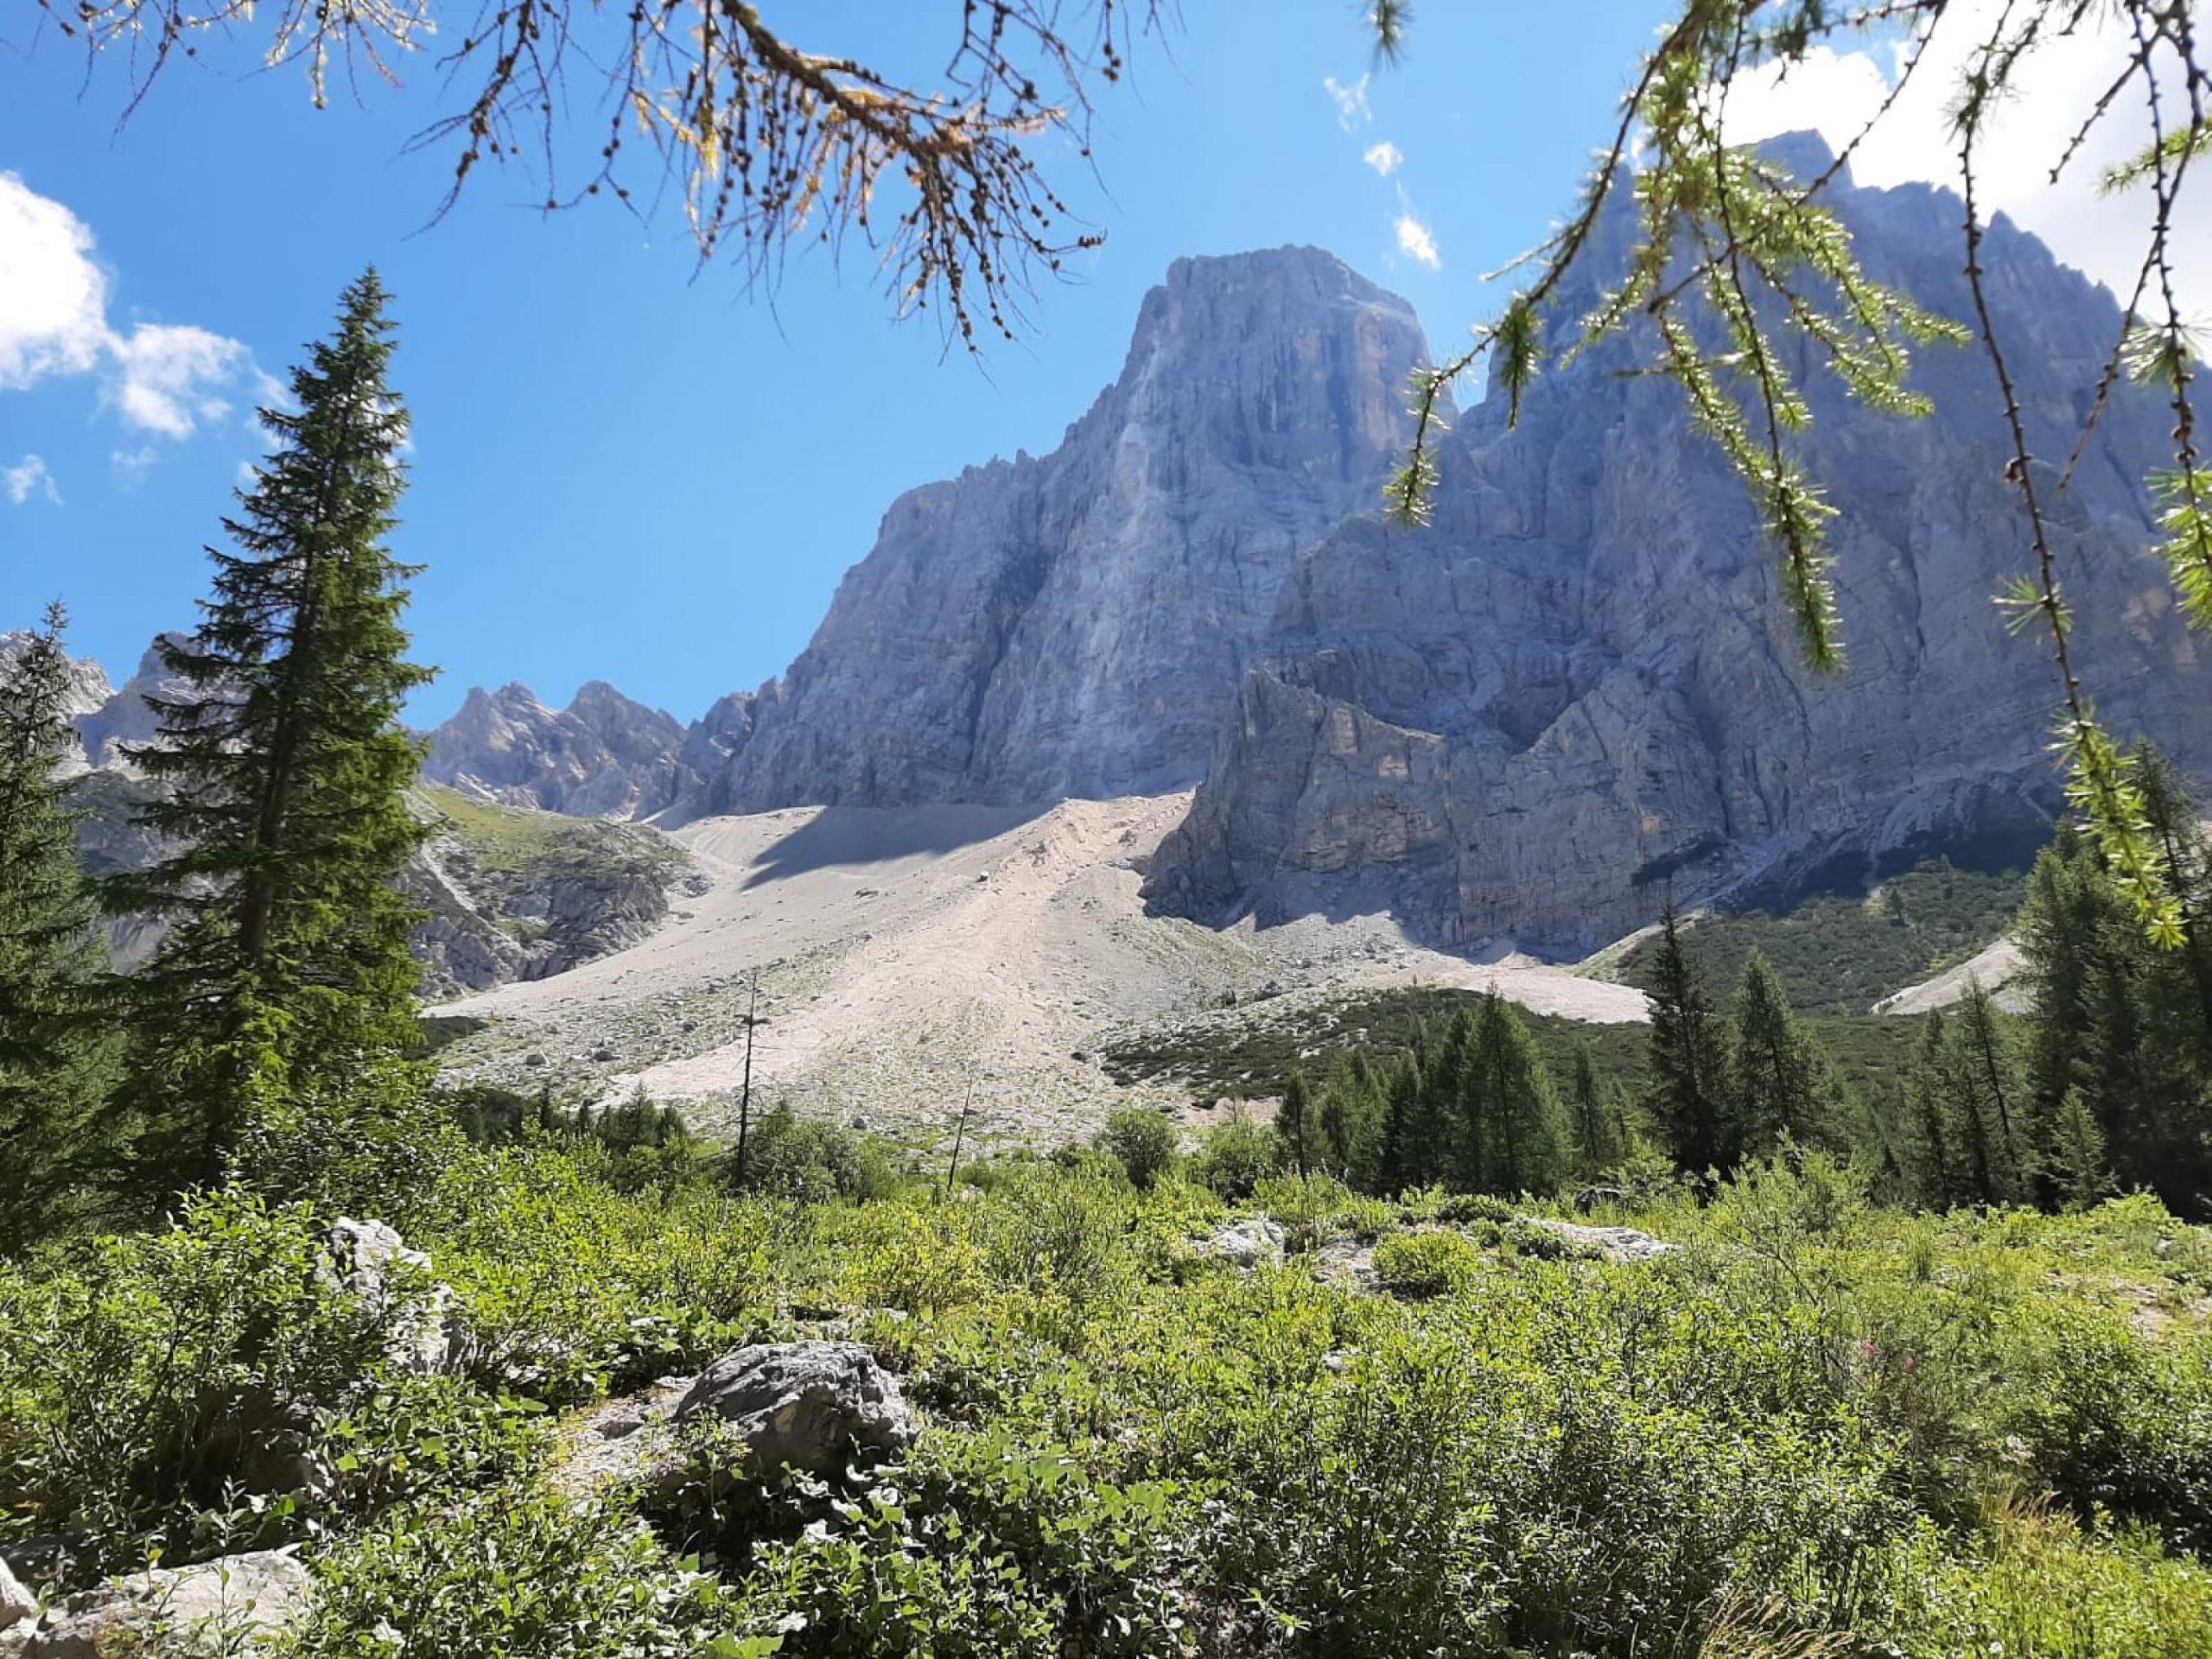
[
  {"left": 423, "top": 680, "right": 692, "bottom": 819},
  {"left": 1146, "top": 136, "right": 2212, "bottom": 951},
  {"left": 674, "top": 1341, "right": 917, "bottom": 1476},
  {"left": 693, "top": 247, "right": 1433, "bottom": 814}
]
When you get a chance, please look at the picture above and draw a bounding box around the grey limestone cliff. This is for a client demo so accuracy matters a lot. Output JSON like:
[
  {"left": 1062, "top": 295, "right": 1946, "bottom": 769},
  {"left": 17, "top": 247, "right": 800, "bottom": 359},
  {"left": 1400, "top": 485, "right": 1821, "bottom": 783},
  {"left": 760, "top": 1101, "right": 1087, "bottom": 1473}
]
[{"left": 1145, "top": 136, "right": 2210, "bottom": 952}]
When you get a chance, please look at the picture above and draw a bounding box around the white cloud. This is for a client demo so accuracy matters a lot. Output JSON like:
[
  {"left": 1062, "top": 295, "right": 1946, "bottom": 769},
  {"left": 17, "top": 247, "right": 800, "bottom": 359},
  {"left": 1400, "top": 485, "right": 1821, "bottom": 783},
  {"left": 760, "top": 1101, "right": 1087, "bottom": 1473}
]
[
  {"left": 1724, "top": 4, "right": 2209, "bottom": 316},
  {"left": 0, "top": 171, "right": 263, "bottom": 454},
  {"left": 3, "top": 454, "right": 60, "bottom": 506},
  {"left": 1325, "top": 73, "right": 1371, "bottom": 130},
  {"left": 110, "top": 446, "right": 160, "bottom": 486},
  {"left": 1363, "top": 141, "right": 1404, "bottom": 177},
  {"left": 1395, "top": 213, "right": 1441, "bottom": 270},
  {"left": 109, "top": 323, "right": 248, "bottom": 438}
]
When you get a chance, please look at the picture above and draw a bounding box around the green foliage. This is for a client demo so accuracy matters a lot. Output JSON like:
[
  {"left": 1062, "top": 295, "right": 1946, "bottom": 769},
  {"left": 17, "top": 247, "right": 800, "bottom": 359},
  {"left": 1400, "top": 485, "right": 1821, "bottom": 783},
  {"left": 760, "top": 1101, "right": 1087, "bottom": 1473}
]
[
  {"left": 1098, "top": 1106, "right": 1175, "bottom": 1191},
  {"left": 2018, "top": 793, "right": 2212, "bottom": 1217},
  {"left": 0, "top": 602, "right": 123, "bottom": 1247},
  {"left": 293, "top": 1490, "right": 732, "bottom": 1657},
  {"left": 436, "top": 1143, "right": 785, "bottom": 1399},
  {"left": 729, "top": 1104, "right": 895, "bottom": 1205},
  {"left": 0, "top": 1188, "right": 534, "bottom": 1586},
  {"left": 107, "top": 270, "right": 433, "bottom": 1196},
  {"left": 1370, "top": 1230, "right": 1484, "bottom": 1299},
  {"left": 1726, "top": 950, "right": 1839, "bottom": 1158},
  {"left": 1186, "top": 1109, "right": 1281, "bottom": 1199}
]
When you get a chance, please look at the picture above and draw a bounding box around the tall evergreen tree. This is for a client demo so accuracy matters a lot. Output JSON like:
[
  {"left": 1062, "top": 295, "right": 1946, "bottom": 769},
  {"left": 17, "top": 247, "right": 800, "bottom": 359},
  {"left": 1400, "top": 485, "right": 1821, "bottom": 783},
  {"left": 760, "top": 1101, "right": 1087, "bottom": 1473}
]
[
  {"left": 107, "top": 271, "right": 435, "bottom": 1192},
  {"left": 1277, "top": 1068, "right": 1318, "bottom": 1180},
  {"left": 1900, "top": 1011, "right": 1955, "bottom": 1207},
  {"left": 1377, "top": 1055, "right": 1427, "bottom": 1195},
  {"left": 1566, "top": 1043, "right": 1629, "bottom": 1176},
  {"left": 1725, "top": 950, "right": 1833, "bottom": 1158},
  {"left": 1948, "top": 978, "right": 2028, "bottom": 1204},
  {"left": 2047, "top": 1086, "right": 2116, "bottom": 1211},
  {"left": 0, "top": 605, "right": 123, "bottom": 1243},
  {"left": 1643, "top": 901, "right": 1731, "bottom": 1179},
  {"left": 1458, "top": 992, "right": 1567, "bottom": 1197}
]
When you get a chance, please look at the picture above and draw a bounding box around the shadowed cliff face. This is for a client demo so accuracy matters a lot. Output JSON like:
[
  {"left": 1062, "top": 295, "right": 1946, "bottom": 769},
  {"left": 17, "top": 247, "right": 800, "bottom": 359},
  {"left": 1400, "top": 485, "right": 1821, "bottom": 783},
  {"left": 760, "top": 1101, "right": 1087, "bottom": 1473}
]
[
  {"left": 1145, "top": 137, "right": 2211, "bottom": 954},
  {"left": 703, "top": 245, "right": 1436, "bottom": 813}
]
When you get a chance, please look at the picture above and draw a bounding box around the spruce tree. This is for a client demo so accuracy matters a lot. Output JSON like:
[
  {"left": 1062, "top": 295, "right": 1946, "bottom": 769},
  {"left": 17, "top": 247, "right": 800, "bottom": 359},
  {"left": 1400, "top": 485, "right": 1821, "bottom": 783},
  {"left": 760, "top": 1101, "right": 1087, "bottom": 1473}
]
[
  {"left": 1726, "top": 950, "right": 1833, "bottom": 1158},
  {"left": 1460, "top": 992, "right": 1567, "bottom": 1197},
  {"left": 1948, "top": 979, "right": 2027, "bottom": 1204},
  {"left": 1901, "top": 1011, "right": 1955, "bottom": 1207},
  {"left": 108, "top": 271, "right": 435, "bottom": 1192},
  {"left": 1566, "top": 1043, "right": 1628, "bottom": 1176},
  {"left": 0, "top": 605, "right": 123, "bottom": 1243},
  {"left": 2046, "top": 1087, "right": 2115, "bottom": 1211},
  {"left": 1643, "top": 900, "right": 1731, "bottom": 1179},
  {"left": 1277, "top": 1068, "right": 1317, "bottom": 1180},
  {"left": 1378, "top": 1057, "right": 1427, "bottom": 1195}
]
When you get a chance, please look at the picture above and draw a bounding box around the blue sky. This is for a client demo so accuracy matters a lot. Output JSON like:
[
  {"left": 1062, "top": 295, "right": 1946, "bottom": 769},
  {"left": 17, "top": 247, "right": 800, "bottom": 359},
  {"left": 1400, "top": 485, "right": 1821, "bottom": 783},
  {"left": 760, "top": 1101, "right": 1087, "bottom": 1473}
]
[{"left": 4, "top": 0, "right": 2145, "bottom": 728}]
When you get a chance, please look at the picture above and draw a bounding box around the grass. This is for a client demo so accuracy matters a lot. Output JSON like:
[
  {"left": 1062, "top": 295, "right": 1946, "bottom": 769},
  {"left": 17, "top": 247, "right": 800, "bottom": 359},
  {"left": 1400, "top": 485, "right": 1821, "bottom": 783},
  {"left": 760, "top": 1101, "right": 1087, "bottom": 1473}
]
[{"left": 417, "top": 784, "right": 689, "bottom": 885}]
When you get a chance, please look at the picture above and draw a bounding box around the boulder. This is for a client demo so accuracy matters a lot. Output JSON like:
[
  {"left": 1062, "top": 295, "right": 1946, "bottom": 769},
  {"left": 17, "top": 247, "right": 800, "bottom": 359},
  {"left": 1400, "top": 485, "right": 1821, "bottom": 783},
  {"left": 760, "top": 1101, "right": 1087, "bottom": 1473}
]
[
  {"left": 674, "top": 1342, "right": 916, "bottom": 1476},
  {"left": 3, "top": 1550, "right": 308, "bottom": 1656},
  {"left": 1201, "top": 1217, "right": 1286, "bottom": 1268},
  {"left": 0, "top": 1559, "right": 35, "bottom": 1633},
  {"left": 317, "top": 1218, "right": 449, "bottom": 1372}
]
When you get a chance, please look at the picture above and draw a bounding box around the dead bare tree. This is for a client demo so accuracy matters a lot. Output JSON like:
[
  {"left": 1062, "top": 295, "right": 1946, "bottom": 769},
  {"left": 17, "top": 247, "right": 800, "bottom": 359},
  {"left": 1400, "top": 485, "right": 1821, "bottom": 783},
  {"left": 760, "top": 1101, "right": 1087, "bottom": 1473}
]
[{"left": 25, "top": 0, "right": 1166, "bottom": 349}]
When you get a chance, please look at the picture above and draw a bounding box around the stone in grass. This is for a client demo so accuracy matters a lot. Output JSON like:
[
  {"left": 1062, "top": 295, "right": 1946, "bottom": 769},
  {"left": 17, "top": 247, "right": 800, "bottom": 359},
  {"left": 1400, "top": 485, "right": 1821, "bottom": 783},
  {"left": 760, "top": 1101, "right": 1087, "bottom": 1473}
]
[
  {"left": 1201, "top": 1216, "right": 1286, "bottom": 1268},
  {"left": 1521, "top": 1217, "right": 1678, "bottom": 1264},
  {"left": 3, "top": 1550, "right": 309, "bottom": 1656},
  {"left": 675, "top": 1341, "right": 917, "bottom": 1478}
]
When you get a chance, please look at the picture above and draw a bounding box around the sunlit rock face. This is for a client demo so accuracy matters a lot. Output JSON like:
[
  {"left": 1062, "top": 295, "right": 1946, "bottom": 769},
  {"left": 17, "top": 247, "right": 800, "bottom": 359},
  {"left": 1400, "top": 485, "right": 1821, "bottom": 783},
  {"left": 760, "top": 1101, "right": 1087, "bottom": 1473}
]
[
  {"left": 701, "top": 246, "right": 1435, "bottom": 813},
  {"left": 1147, "top": 136, "right": 2211, "bottom": 953}
]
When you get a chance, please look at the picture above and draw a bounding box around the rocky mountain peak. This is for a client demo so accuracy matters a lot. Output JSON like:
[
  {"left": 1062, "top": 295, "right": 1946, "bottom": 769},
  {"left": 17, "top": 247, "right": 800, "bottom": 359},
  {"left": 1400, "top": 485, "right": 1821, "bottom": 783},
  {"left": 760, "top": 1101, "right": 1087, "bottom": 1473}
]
[{"left": 694, "top": 244, "right": 1435, "bottom": 814}]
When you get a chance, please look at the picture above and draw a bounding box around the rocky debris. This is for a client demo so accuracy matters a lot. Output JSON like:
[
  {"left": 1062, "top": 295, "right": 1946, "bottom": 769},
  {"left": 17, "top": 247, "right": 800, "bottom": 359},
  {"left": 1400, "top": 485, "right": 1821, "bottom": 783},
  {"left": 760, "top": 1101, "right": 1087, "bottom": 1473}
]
[
  {"left": 0, "top": 1560, "right": 35, "bottom": 1634},
  {"left": 674, "top": 1342, "right": 918, "bottom": 1477},
  {"left": 1199, "top": 1217, "right": 1287, "bottom": 1269},
  {"left": 1522, "top": 1218, "right": 1678, "bottom": 1264},
  {"left": 317, "top": 1218, "right": 450, "bottom": 1373},
  {"left": 549, "top": 1377, "right": 690, "bottom": 1497},
  {"left": 1147, "top": 133, "right": 2212, "bottom": 953},
  {"left": 691, "top": 247, "right": 1433, "bottom": 817},
  {"left": 0, "top": 1550, "right": 309, "bottom": 1657}
]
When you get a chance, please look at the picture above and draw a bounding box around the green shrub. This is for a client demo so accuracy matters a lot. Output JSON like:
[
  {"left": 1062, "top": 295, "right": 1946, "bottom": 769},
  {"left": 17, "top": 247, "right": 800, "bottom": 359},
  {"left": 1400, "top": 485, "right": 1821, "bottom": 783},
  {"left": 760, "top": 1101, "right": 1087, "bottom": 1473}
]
[
  {"left": 731, "top": 1106, "right": 895, "bottom": 1204},
  {"left": 292, "top": 1490, "right": 736, "bottom": 1657},
  {"left": 1370, "top": 1230, "right": 1482, "bottom": 1298},
  {"left": 0, "top": 1189, "right": 442, "bottom": 1583},
  {"left": 1099, "top": 1107, "right": 1176, "bottom": 1191},
  {"left": 1188, "top": 1111, "right": 1280, "bottom": 1199}
]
